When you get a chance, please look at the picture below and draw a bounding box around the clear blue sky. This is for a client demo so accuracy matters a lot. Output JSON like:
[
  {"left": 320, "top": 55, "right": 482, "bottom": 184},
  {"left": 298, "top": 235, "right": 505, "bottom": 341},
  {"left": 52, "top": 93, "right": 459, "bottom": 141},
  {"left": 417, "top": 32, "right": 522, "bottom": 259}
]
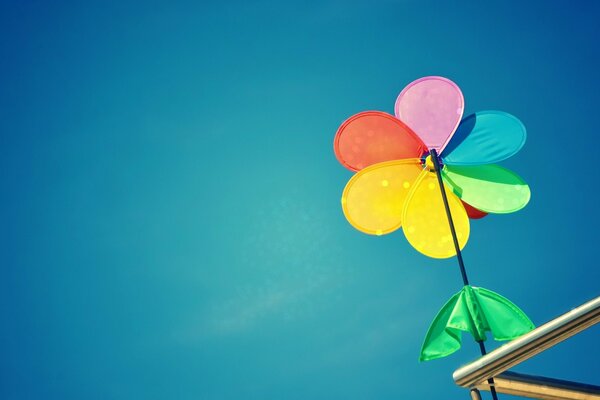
[{"left": 1, "top": 1, "right": 599, "bottom": 399}]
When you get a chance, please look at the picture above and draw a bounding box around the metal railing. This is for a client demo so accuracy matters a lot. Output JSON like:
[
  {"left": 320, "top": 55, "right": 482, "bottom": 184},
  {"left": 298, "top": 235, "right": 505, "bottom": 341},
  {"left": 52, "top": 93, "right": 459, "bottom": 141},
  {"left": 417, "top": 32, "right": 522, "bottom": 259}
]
[{"left": 453, "top": 296, "right": 600, "bottom": 400}]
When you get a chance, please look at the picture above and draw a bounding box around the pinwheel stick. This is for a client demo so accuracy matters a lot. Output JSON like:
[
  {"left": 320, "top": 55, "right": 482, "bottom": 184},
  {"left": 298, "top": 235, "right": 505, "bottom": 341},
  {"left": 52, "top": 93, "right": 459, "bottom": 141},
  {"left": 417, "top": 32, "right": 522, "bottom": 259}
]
[
  {"left": 429, "top": 149, "right": 500, "bottom": 400},
  {"left": 429, "top": 150, "right": 469, "bottom": 286}
]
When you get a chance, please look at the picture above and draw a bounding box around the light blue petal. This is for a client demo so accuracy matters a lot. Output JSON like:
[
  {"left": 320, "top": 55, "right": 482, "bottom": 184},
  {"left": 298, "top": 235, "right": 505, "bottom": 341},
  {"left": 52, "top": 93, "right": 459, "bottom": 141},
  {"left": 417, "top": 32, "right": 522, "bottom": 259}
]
[{"left": 442, "top": 111, "right": 526, "bottom": 165}]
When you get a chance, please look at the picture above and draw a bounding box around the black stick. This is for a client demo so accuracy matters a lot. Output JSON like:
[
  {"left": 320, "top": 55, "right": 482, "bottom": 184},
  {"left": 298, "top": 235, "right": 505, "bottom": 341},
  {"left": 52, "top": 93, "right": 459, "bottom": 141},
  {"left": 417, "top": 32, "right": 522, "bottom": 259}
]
[
  {"left": 429, "top": 150, "right": 469, "bottom": 286},
  {"left": 429, "top": 149, "right": 499, "bottom": 400}
]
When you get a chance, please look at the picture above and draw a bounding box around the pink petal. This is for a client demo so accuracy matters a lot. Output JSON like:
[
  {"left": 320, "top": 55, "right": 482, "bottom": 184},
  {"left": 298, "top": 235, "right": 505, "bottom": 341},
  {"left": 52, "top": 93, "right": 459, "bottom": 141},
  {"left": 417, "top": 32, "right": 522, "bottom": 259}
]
[{"left": 395, "top": 76, "right": 464, "bottom": 153}]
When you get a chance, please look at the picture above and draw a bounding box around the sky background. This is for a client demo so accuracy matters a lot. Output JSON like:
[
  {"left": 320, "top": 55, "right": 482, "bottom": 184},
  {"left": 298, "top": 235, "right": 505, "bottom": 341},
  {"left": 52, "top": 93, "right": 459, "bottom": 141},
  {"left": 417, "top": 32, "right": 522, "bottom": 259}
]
[{"left": 1, "top": 1, "right": 599, "bottom": 399}]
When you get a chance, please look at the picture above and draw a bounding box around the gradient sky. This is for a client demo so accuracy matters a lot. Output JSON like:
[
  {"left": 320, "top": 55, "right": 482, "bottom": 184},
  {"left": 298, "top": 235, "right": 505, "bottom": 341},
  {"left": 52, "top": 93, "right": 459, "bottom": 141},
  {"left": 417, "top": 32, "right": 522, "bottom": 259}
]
[{"left": 1, "top": 1, "right": 599, "bottom": 399}]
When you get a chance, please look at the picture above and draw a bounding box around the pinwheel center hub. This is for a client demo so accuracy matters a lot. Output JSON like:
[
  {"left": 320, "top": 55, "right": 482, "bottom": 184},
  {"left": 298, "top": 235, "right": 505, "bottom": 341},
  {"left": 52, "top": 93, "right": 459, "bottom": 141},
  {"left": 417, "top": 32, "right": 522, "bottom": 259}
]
[{"left": 424, "top": 155, "right": 440, "bottom": 172}]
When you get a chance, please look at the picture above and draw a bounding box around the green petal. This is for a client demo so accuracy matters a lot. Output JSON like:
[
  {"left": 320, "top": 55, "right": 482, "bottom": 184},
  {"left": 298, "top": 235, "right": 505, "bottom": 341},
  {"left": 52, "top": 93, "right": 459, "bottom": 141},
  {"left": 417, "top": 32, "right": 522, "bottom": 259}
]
[{"left": 443, "top": 164, "right": 530, "bottom": 214}]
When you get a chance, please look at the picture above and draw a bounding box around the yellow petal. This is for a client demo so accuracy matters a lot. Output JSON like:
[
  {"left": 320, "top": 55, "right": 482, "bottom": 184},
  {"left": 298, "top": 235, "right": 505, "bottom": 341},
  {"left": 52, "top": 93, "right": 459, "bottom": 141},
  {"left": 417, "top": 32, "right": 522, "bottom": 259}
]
[
  {"left": 342, "top": 159, "right": 423, "bottom": 235},
  {"left": 402, "top": 171, "right": 470, "bottom": 258}
]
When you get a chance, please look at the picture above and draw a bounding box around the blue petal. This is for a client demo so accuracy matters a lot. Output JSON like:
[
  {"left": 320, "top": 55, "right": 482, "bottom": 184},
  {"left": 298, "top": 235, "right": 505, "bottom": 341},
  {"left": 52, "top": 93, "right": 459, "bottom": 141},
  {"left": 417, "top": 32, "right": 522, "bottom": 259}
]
[{"left": 442, "top": 111, "right": 526, "bottom": 165}]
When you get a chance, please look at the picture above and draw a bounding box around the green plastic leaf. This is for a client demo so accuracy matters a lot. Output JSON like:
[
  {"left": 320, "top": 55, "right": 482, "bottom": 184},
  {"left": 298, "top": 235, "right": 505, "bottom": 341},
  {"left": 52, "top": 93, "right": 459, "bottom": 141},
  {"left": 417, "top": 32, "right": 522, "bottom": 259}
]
[
  {"left": 442, "top": 164, "right": 530, "bottom": 214},
  {"left": 420, "top": 286, "right": 534, "bottom": 361}
]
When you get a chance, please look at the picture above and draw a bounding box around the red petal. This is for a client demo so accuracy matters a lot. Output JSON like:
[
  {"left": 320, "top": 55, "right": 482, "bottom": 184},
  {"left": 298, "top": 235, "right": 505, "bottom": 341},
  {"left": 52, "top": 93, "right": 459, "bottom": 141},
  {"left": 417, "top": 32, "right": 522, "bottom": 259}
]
[
  {"left": 334, "top": 111, "right": 426, "bottom": 171},
  {"left": 461, "top": 200, "right": 488, "bottom": 219}
]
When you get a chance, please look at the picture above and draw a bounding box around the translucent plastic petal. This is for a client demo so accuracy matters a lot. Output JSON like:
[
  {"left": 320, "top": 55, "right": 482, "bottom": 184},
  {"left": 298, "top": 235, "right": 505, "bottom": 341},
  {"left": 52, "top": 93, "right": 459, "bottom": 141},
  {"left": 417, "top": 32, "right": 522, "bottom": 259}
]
[
  {"left": 444, "top": 165, "right": 530, "bottom": 214},
  {"left": 395, "top": 76, "right": 464, "bottom": 153},
  {"left": 461, "top": 200, "right": 488, "bottom": 220},
  {"left": 402, "top": 171, "right": 469, "bottom": 258},
  {"left": 341, "top": 159, "right": 423, "bottom": 235},
  {"left": 442, "top": 111, "right": 526, "bottom": 165},
  {"left": 334, "top": 111, "right": 426, "bottom": 171}
]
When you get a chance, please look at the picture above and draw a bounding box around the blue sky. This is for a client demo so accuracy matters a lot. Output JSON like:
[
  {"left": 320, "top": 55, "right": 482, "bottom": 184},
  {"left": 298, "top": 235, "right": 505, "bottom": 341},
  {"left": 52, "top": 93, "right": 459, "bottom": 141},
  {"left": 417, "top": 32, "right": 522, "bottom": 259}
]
[{"left": 1, "top": 1, "right": 599, "bottom": 399}]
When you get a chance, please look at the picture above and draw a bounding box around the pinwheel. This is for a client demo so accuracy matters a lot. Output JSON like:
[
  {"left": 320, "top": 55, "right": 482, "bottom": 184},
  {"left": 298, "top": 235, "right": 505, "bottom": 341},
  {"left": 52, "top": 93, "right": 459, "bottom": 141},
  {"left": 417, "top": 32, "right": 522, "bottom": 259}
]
[
  {"left": 333, "top": 76, "right": 535, "bottom": 399},
  {"left": 335, "top": 76, "right": 531, "bottom": 258}
]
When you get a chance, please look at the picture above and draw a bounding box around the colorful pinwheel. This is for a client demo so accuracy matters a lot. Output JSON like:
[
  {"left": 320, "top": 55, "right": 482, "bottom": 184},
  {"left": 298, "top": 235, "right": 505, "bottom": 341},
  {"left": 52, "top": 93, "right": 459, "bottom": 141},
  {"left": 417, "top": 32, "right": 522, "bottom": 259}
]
[
  {"left": 335, "top": 76, "right": 530, "bottom": 259},
  {"left": 333, "top": 76, "right": 535, "bottom": 372}
]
